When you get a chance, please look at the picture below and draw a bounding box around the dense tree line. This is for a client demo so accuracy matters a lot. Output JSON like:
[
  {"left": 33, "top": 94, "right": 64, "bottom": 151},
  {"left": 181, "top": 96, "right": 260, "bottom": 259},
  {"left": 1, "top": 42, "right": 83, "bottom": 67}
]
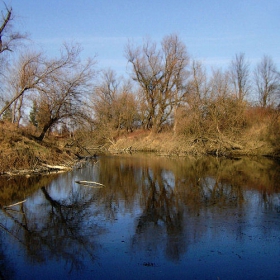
[{"left": 0, "top": 3, "right": 280, "bottom": 145}]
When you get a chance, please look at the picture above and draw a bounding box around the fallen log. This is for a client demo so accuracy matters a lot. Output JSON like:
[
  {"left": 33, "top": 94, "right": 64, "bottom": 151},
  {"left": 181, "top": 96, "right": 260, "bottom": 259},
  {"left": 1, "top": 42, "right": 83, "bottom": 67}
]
[
  {"left": 41, "top": 163, "right": 71, "bottom": 170},
  {"left": 75, "top": 180, "right": 105, "bottom": 188}
]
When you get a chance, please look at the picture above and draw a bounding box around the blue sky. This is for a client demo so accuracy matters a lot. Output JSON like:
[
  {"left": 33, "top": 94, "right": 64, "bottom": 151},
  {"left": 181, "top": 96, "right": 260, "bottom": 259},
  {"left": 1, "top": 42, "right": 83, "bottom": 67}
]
[{"left": 7, "top": 0, "right": 280, "bottom": 77}]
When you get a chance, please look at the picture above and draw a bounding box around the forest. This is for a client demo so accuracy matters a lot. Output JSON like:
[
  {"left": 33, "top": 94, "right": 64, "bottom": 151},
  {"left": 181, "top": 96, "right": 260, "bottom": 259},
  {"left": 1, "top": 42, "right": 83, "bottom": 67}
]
[{"left": 1, "top": 4, "right": 280, "bottom": 174}]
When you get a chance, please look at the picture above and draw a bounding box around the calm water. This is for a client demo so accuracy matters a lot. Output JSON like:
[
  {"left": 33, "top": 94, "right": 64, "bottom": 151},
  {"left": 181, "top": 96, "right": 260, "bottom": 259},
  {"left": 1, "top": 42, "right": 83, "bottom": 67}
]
[{"left": 0, "top": 154, "right": 280, "bottom": 280}]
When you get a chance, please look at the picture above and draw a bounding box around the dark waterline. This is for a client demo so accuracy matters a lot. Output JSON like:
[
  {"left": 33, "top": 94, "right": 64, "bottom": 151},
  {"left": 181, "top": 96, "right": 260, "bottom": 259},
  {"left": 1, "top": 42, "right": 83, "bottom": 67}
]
[{"left": 0, "top": 154, "right": 280, "bottom": 279}]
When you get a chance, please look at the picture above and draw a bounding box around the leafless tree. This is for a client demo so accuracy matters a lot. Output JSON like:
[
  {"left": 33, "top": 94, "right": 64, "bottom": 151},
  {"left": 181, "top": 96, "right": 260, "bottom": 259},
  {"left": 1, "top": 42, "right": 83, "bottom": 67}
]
[
  {"left": 0, "top": 45, "right": 77, "bottom": 118},
  {"left": 92, "top": 69, "right": 120, "bottom": 141},
  {"left": 206, "top": 69, "right": 233, "bottom": 135},
  {"left": 187, "top": 60, "right": 209, "bottom": 102},
  {"left": 2, "top": 51, "right": 42, "bottom": 124},
  {"left": 0, "top": 3, "right": 27, "bottom": 104},
  {"left": 93, "top": 68, "right": 119, "bottom": 120},
  {"left": 111, "top": 79, "right": 138, "bottom": 133},
  {"left": 0, "top": 44, "right": 96, "bottom": 139},
  {"left": 205, "top": 69, "right": 247, "bottom": 138},
  {"left": 182, "top": 60, "right": 209, "bottom": 136},
  {"left": 125, "top": 34, "right": 189, "bottom": 132},
  {"left": 230, "top": 53, "right": 250, "bottom": 101},
  {"left": 255, "top": 55, "right": 280, "bottom": 107},
  {"left": 92, "top": 69, "right": 138, "bottom": 143},
  {"left": 35, "top": 52, "right": 96, "bottom": 140},
  {"left": 0, "top": 3, "right": 26, "bottom": 54}
]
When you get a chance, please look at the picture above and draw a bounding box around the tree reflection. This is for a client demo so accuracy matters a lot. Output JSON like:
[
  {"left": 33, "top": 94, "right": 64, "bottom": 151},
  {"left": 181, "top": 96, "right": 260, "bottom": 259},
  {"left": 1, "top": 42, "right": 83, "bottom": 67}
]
[
  {"left": 94, "top": 156, "right": 143, "bottom": 220},
  {"left": 0, "top": 154, "right": 280, "bottom": 278},
  {"left": 0, "top": 229, "right": 16, "bottom": 280},
  {"left": 132, "top": 165, "right": 186, "bottom": 261},
  {"left": 0, "top": 173, "right": 59, "bottom": 207},
  {"left": 130, "top": 155, "right": 280, "bottom": 262},
  {"left": 0, "top": 181, "right": 105, "bottom": 277}
]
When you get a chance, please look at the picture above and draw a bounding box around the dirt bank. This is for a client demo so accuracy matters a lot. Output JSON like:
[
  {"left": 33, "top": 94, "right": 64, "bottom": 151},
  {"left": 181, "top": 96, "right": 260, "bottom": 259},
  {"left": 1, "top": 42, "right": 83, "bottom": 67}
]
[
  {"left": 1, "top": 121, "right": 279, "bottom": 176},
  {"left": 0, "top": 122, "right": 77, "bottom": 176},
  {"left": 108, "top": 130, "right": 280, "bottom": 158}
]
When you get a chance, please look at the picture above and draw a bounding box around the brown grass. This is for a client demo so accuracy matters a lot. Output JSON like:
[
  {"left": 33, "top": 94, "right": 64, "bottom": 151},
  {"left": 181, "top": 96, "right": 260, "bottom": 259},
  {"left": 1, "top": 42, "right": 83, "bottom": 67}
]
[
  {"left": 109, "top": 115, "right": 280, "bottom": 158},
  {"left": 0, "top": 121, "right": 76, "bottom": 175},
  {"left": 1, "top": 106, "right": 280, "bottom": 175}
]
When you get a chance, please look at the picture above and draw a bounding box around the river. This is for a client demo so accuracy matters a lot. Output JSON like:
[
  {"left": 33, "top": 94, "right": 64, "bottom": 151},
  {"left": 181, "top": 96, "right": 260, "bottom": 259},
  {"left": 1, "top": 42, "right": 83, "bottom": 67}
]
[{"left": 0, "top": 154, "right": 280, "bottom": 279}]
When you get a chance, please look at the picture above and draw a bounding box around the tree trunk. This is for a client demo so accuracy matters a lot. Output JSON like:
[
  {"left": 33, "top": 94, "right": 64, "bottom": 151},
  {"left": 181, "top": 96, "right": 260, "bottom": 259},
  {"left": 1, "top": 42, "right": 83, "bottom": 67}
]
[
  {"left": 0, "top": 87, "right": 28, "bottom": 118},
  {"left": 37, "top": 119, "right": 55, "bottom": 141}
]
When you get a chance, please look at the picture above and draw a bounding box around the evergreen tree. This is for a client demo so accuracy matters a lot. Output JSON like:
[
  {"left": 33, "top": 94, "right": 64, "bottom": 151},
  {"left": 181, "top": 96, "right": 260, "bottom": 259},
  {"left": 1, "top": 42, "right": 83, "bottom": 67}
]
[{"left": 29, "top": 100, "right": 38, "bottom": 127}]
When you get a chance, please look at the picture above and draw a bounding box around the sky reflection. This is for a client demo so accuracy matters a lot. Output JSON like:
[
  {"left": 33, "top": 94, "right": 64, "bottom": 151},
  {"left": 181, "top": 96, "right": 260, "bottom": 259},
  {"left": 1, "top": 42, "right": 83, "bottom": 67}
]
[{"left": 0, "top": 155, "right": 280, "bottom": 279}]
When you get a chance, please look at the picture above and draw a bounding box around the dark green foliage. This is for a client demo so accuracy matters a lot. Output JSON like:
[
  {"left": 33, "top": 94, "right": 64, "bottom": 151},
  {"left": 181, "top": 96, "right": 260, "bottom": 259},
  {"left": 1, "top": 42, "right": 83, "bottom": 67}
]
[{"left": 29, "top": 100, "right": 38, "bottom": 127}]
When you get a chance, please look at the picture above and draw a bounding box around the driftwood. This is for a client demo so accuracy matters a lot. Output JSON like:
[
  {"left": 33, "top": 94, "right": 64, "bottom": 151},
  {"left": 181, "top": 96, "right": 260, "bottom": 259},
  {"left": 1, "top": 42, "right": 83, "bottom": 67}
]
[
  {"left": 4, "top": 200, "right": 26, "bottom": 209},
  {"left": 2, "top": 164, "right": 72, "bottom": 177},
  {"left": 75, "top": 180, "right": 105, "bottom": 188},
  {"left": 41, "top": 163, "right": 71, "bottom": 170}
]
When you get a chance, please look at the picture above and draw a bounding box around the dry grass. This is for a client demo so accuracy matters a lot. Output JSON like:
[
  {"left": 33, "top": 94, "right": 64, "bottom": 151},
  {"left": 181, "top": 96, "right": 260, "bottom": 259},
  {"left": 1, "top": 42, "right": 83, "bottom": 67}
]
[
  {"left": 109, "top": 118, "right": 280, "bottom": 158},
  {"left": 1, "top": 107, "right": 279, "bottom": 175},
  {"left": 0, "top": 121, "right": 76, "bottom": 175}
]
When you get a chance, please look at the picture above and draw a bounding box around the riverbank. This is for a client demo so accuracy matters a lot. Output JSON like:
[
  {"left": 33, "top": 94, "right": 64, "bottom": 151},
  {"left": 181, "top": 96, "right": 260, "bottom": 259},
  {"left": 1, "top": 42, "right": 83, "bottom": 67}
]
[
  {"left": 0, "top": 122, "right": 77, "bottom": 176},
  {"left": 109, "top": 129, "right": 280, "bottom": 158},
  {"left": 0, "top": 121, "right": 279, "bottom": 176}
]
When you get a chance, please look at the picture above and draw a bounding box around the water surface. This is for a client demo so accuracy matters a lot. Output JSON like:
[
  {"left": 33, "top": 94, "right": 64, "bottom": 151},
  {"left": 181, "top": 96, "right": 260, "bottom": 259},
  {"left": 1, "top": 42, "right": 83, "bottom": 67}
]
[{"left": 0, "top": 154, "right": 280, "bottom": 279}]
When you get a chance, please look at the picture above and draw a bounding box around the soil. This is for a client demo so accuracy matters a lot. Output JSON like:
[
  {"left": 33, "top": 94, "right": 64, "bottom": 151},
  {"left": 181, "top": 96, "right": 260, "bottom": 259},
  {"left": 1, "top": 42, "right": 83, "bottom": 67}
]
[{"left": 0, "top": 121, "right": 77, "bottom": 176}]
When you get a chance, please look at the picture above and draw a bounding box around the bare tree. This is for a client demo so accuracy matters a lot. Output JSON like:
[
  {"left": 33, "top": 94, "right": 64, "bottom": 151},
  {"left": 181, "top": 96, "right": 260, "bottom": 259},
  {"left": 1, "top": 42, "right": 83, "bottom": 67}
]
[
  {"left": 2, "top": 51, "right": 42, "bottom": 124},
  {"left": 205, "top": 69, "right": 246, "bottom": 138},
  {"left": 35, "top": 54, "right": 95, "bottom": 140},
  {"left": 183, "top": 60, "right": 209, "bottom": 136},
  {"left": 0, "top": 3, "right": 26, "bottom": 54},
  {"left": 125, "top": 34, "right": 189, "bottom": 132},
  {"left": 255, "top": 55, "right": 280, "bottom": 107},
  {"left": 0, "top": 3, "right": 27, "bottom": 78},
  {"left": 92, "top": 69, "right": 138, "bottom": 143},
  {"left": 92, "top": 69, "right": 119, "bottom": 140},
  {"left": 93, "top": 69, "right": 119, "bottom": 120},
  {"left": 230, "top": 53, "right": 250, "bottom": 101},
  {"left": 0, "top": 44, "right": 96, "bottom": 139},
  {"left": 187, "top": 60, "right": 209, "bottom": 102},
  {"left": 114, "top": 80, "right": 139, "bottom": 132},
  {"left": 207, "top": 69, "right": 232, "bottom": 135},
  {"left": 0, "top": 3, "right": 27, "bottom": 105},
  {"left": 0, "top": 44, "right": 89, "bottom": 119}
]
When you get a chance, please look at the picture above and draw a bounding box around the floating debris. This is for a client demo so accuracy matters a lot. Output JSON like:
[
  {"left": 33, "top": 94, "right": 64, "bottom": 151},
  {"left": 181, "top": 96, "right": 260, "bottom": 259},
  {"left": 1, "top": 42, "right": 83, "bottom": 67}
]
[{"left": 75, "top": 181, "right": 105, "bottom": 188}]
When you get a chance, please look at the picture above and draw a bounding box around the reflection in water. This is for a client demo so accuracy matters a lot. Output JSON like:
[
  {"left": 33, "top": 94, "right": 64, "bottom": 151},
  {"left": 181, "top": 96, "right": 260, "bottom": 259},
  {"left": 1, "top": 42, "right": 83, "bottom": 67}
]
[{"left": 0, "top": 155, "right": 280, "bottom": 279}]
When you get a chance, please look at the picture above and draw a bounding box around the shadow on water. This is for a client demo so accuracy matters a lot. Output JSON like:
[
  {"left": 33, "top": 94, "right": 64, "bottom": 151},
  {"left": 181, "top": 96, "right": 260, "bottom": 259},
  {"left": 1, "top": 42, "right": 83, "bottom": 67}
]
[{"left": 0, "top": 154, "right": 280, "bottom": 279}]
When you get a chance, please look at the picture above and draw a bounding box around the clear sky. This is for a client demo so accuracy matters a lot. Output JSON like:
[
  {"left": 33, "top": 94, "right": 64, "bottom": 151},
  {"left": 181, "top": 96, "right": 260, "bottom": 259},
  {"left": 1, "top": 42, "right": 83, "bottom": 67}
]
[{"left": 6, "top": 0, "right": 280, "bottom": 77}]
